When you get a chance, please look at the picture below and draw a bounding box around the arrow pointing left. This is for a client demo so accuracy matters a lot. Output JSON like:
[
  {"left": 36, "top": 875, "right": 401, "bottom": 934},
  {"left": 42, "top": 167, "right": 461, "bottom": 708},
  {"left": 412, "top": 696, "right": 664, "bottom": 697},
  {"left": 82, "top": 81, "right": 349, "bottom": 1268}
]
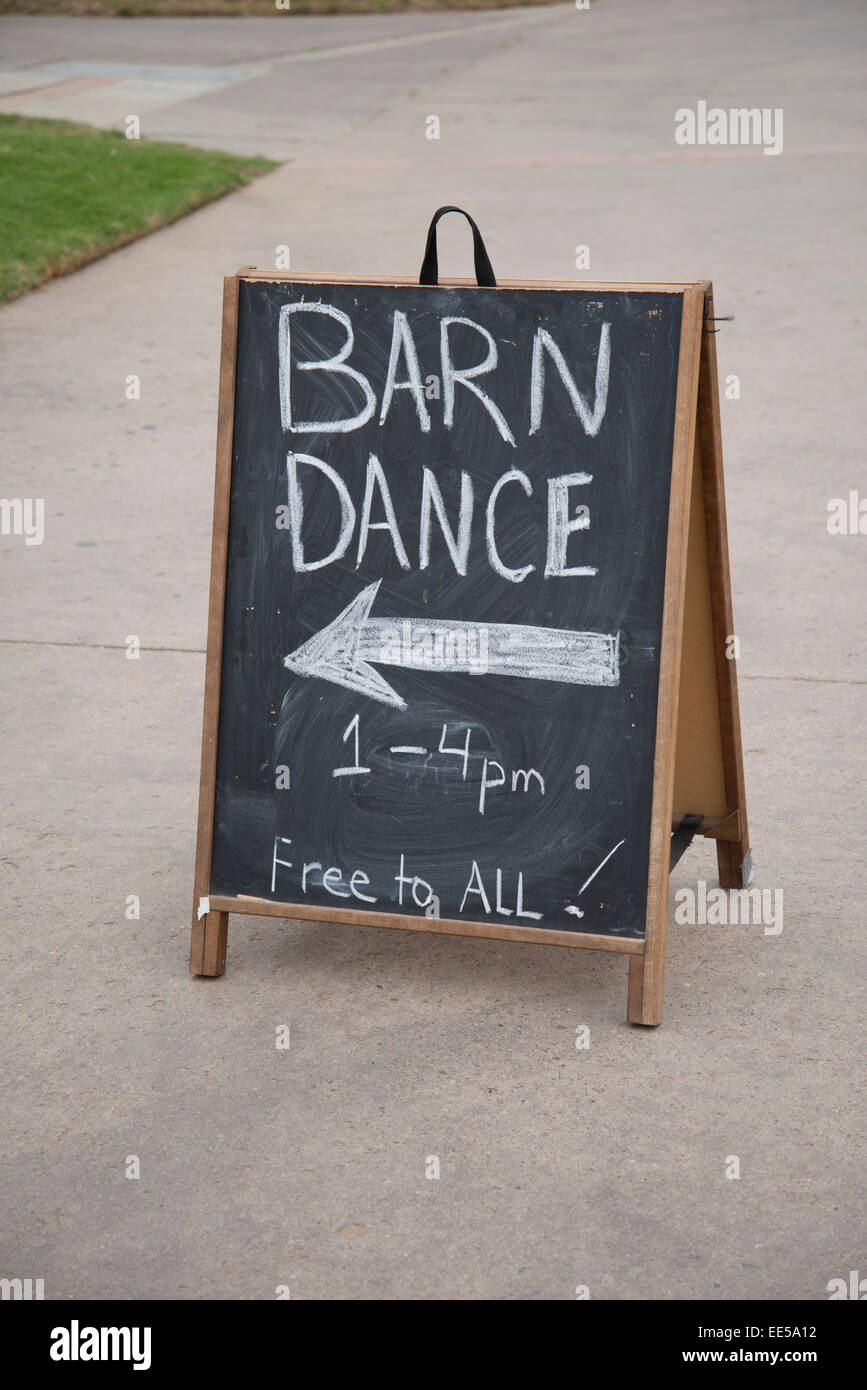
[{"left": 283, "top": 581, "right": 620, "bottom": 710}]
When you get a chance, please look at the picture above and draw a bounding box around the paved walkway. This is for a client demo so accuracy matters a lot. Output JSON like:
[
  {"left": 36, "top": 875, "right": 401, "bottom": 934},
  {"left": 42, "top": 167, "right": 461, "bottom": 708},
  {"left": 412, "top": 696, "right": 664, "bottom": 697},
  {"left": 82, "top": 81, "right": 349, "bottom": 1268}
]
[{"left": 1, "top": 0, "right": 865, "bottom": 1299}]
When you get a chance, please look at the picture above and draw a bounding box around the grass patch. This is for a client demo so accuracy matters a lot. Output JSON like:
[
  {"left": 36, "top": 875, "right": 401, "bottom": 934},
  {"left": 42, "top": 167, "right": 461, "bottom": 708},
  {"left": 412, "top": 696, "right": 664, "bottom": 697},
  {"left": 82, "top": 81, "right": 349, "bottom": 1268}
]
[
  {"left": 0, "top": 1, "right": 563, "bottom": 15},
  {"left": 0, "top": 114, "right": 277, "bottom": 301}
]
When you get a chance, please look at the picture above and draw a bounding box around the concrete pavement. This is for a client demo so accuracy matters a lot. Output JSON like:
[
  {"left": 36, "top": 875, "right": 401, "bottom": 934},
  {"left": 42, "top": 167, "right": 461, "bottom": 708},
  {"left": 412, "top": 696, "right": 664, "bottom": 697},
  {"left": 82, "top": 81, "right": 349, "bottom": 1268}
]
[{"left": 1, "top": 0, "right": 865, "bottom": 1300}]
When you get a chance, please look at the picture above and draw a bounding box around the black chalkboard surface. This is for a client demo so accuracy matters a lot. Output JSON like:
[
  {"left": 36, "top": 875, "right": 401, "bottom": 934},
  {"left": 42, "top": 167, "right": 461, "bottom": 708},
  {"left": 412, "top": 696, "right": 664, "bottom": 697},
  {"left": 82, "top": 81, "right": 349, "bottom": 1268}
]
[
  {"left": 191, "top": 251, "right": 747, "bottom": 1026},
  {"left": 210, "top": 279, "right": 679, "bottom": 937}
]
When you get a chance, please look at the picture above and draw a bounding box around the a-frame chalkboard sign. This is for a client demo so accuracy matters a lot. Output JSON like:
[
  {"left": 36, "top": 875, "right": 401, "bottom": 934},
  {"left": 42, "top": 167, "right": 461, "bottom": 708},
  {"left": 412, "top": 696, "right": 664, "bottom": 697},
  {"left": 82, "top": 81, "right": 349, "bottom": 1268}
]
[{"left": 190, "top": 208, "right": 749, "bottom": 1025}]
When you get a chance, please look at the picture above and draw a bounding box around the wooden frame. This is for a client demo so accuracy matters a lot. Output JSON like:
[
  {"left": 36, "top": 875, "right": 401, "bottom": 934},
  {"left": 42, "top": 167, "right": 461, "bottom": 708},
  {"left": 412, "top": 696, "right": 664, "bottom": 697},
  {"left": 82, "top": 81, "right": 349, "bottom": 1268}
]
[{"left": 190, "top": 272, "right": 748, "bottom": 1027}]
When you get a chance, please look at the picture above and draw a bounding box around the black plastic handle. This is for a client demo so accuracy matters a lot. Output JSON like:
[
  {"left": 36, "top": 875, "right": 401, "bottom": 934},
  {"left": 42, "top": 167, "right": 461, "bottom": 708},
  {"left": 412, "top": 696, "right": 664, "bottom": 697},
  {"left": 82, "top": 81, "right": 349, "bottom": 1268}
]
[{"left": 419, "top": 206, "right": 497, "bottom": 288}]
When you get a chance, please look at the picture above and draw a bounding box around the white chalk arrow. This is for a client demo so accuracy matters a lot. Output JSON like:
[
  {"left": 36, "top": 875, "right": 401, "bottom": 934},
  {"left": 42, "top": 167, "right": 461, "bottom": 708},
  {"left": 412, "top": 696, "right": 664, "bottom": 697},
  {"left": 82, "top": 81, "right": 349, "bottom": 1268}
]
[{"left": 283, "top": 581, "right": 620, "bottom": 710}]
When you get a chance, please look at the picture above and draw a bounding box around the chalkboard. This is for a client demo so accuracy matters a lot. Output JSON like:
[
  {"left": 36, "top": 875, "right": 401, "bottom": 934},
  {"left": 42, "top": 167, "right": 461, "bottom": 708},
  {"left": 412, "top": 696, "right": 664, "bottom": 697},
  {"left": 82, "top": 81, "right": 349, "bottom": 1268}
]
[{"left": 191, "top": 256, "right": 748, "bottom": 1026}]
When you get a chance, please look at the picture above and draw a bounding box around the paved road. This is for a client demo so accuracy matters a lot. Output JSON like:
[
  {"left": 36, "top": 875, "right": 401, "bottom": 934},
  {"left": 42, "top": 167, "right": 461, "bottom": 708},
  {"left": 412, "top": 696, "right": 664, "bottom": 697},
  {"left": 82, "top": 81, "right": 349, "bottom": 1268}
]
[{"left": 1, "top": 0, "right": 865, "bottom": 1300}]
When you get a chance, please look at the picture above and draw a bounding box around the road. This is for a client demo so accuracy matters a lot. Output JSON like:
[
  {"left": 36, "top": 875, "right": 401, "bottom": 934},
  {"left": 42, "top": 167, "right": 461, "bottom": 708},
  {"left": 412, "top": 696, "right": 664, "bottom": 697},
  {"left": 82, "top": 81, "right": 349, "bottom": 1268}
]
[{"left": 0, "top": 0, "right": 865, "bottom": 1300}]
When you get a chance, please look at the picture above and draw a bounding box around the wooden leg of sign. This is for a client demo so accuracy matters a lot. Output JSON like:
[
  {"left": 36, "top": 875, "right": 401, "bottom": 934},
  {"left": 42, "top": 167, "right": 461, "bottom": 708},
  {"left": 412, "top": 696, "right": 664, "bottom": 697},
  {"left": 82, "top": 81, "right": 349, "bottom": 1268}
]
[
  {"left": 699, "top": 285, "right": 751, "bottom": 894},
  {"left": 628, "top": 286, "right": 705, "bottom": 1027},
  {"left": 189, "top": 910, "right": 228, "bottom": 977},
  {"left": 627, "top": 954, "right": 647, "bottom": 1025},
  {"left": 627, "top": 947, "right": 666, "bottom": 1027},
  {"left": 717, "top": 837, "right": 750, "bottom": 890},
  {"left": 188, "top": 276, "right": 238, "bottom": 982}
]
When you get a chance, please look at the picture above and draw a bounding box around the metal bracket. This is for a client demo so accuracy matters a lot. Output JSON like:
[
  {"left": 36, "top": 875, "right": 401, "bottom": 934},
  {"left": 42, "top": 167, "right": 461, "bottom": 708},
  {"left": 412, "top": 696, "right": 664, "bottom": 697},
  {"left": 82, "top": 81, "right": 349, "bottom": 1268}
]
[{"left": 741, "top": 848, "right": 754, "bottom": 887}]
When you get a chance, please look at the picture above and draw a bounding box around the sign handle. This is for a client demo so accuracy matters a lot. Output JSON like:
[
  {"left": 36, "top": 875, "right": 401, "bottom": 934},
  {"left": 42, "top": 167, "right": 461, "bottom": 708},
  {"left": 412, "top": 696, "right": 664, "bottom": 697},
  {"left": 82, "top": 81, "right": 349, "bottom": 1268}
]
[{"left": 418, "top": 206, "right": 497, "bottom": 287}]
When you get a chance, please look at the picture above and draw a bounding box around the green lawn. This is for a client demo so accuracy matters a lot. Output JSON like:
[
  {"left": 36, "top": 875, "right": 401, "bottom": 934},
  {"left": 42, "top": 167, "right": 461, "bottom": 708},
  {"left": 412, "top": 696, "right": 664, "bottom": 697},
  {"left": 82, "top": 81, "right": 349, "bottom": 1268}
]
[{"left": 0, "top": 114, "right": 278, "bottom": 302}]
